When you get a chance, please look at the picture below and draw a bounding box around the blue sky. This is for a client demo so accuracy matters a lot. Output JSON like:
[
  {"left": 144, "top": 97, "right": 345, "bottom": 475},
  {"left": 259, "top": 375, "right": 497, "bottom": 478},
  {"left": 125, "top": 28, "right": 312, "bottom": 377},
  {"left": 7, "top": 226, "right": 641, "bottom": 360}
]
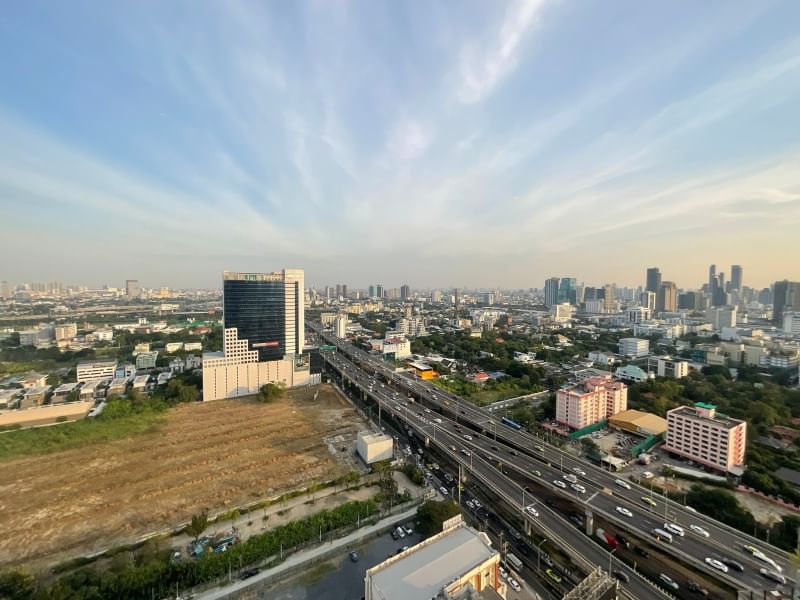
[{"left": 1, "top": 1, "right": 799, "bottom": 290}]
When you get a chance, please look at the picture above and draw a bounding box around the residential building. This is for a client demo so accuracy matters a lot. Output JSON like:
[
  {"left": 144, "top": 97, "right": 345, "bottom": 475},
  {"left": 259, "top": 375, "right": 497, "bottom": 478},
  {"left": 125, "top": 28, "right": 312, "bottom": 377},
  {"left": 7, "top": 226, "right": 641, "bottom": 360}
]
[
  {"left": 657, "top": 358, "right": 689, "bottom": 379},
  {"left": 664, "top": 403, "right": 746, "bottom": 475},
  {"left": 135, "top": 351, "right": 159, "bottom": 370},
  {"left": 356, "top": 431, "right": 393, "bottom": 464},
  {"left": 706, "top": 307, "right": 737, "bottom": 330},
  {"left": 115, "top": 362, "right": 136, "bottom": 378},
  {"left": 400, "top": 284, "right": 410, "bottom": 300},
  {"left": 430, "top": 289, "right": 442, "bottom": 303},
  {"left": 783, "top": 312, "right": 800, "bottom": 336},
  {"left": 184, "top": 342, "right": 202, "bottom": 351},
  {"left": 544, "top": 277, "right": 560, "bottom": 307},
  {"left": 640, "top": 291, "right": 656, "bottom": 310},
  {"left": 627, "top": 307, "right": 651, "bottom": 324},
  {"left": 656, "top": 281, "right": 677, "bottom": 313},
  {"left": 618, "top": 337, "right": 649, "bottom": 358},
  {"left": 588, "top": 351, "right": 615, "bottom": 365},
  {"left": 125, "top": 279, "right": 141, "bottom": 299},
  {"left": 76, "top": 359, "right": 118, "bottom": 383},
  {"left": 19, "top": 329, "right": 39, "bottom": 346},
  {"left": 15, "top": 371, "right": 47, "bottom": 389},
  {"left": 646, "top": 267, "right": 661, "bottom": 294},
  {"left": 107, "top": 377, "right": 130, "bottom": 397},
  {"left": 134, "top": 342, "right": 151, "bottom": 355},
  {"left": 334, "top": 315, "right": 348, "bottom": 338},
  {"left": 165, "top": 342, "right": 184, "bottom": 353},
  {"left": 79, "top": 379, "right": 107, "bottom": 400},
  {"left": 94, "top": 328, "right": 114, "bottom": 342},
  {"left": 55, "top": 323, "right": 78, "bottom": 341},
  {"left": 52, "top": 382, "right": 80, "bottom": 403},
  {"left": 556, "top": 376, "right": 628, "bottom": 430},
  {"left": 551, "top": 302, "right": 574, "bottom": 322},
  {"left": 21, "top": 386, "right": 50, "bottom": 408},
  {"left": 0, "top": 281, "right": 10, "bottom": 298},
  {"left": 365, "top": 516, "right": 503, "bottom": 600},
  {"left": 382, "top": 337, "right": 412, "bottom": 359},
  {"left": 584, "top": 299, "right": 605, "bottom": 313}
]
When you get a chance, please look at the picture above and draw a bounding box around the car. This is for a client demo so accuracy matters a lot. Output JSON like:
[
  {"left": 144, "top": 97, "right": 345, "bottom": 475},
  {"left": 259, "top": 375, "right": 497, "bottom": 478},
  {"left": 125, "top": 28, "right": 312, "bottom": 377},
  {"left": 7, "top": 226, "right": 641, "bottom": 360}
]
[
  {"left": 463, "top": 434, "right": 473, "bottom": 441},
  {"left": 391, "top": 530, "right": 400, "bottom": 540},
  {"left": 466, "top": 500, "right": 475, "bottom": 510},
  {"left": 349, "top": 551, "right": 359, "bottom": 562},
  {"left": 401, "top": 545, "right": 409, "bottom": 552},
  {"left": 508, "top": 528, "right": 522, "bottom": 540},
  {"left": 613, "top": 570, "right": 630, "bottom": 583},
  {"left": 720, "top": 558, "right": 744, "bottom": 572},
  {"left": 403, "top": 525, "right": 413, "bottom": 535},
  {"left": 760, "top": 568, "right": 787, "bottom": 584},
  {"left": 396, "top": 526, "right": 405, "bottom": 538},
  {"left": 642, "top": 471, "right": 654, "bottom": 479},
  {"left": 239, "top": 568, "right": 259, "bottom": 580},
  {"left": 531, "top": 469, "right": 542, "bottom": 477},
  {"left": 535, "top": 445, "right": 544, "bottom": 452},
  {"left": 569, "top": 514, "right": 583, "bottom": 526},
  {"left": 705, "top": 557, "right": 728, "bottom": 573},
  {"left": 473, "top": 499, "right": 482, "bottom": 509},
  {"left": 573, "top": 467, "right": 586, "bottom": 476},
  {"left": 634, "top": 546, "right": 649, "bottom": 558},
  {"left": 641, "top": 496, "right": 657, "bottom": 507},
  {"left": 571, "top": 483, "right": 586, "bottom": 494},
  {"left": 664, "top": 523, "right": 685, "bottom": 537},
  {"left": 508, "top": 577, "right": 521, "bottom": 592},
  {"left": 563, "top": 474, "right": 578, "bottom": 483},
  {"left": 659, "top": 574, "right": 679, "bottom": 590},
  {"left": 461, "top": 449, "right": 471, "bottom": 456},
  {"left": 491, "top": 445, "right": 500, "bottom": 451},
  {"left": 498, "top": 565, "right": 508, "bottom": 579},
  {"left": 554, "top": 480, "right": 567, "bottom": 489},
  {"left": 615, "top": 479, "right": 631, "bottom": 490},
  {"left": 687, "top": 581, "right": 710, "bottom": 596},
  {"left": 616, "top": 506, "right": 633, "bottom": 518},
  {"left": 440, "top": 486, "right": 449, "bottom": 496},
  {"left": 690, "top": 524, "right": 710, "bottom": 538},
  {"left": 546, "top": 569, "right": 562, "bottom": 584},
  {"left": 526, "top": 505, "right": 539, "bottom": 517},
  {"left": 424, "top": 408, "right": 431, "bottom": 413},
  {"left": 685, "top": 505, "right": 697, "bottom": 513}
]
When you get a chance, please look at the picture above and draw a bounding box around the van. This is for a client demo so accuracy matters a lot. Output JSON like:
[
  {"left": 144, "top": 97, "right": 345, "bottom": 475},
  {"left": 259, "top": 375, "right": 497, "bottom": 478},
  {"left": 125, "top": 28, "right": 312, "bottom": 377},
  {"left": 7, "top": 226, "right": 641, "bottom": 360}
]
[{"left": 652, "top": 528, "right": 673, "bottom": 543}]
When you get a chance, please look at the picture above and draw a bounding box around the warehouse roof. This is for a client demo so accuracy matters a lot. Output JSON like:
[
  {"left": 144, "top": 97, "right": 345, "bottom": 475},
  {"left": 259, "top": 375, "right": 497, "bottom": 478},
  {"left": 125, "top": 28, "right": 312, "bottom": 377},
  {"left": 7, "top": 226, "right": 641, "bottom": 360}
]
[{"left": 609, "top": 409, "right": 667, "bottom": 436}]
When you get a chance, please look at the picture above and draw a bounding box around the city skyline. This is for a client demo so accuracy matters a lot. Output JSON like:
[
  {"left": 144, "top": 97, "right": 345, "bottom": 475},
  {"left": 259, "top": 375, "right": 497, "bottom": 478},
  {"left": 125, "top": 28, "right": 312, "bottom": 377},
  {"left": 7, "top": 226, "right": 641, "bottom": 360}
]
[{"left": 2, "top": 2, "right": 800, "bottom": 288}]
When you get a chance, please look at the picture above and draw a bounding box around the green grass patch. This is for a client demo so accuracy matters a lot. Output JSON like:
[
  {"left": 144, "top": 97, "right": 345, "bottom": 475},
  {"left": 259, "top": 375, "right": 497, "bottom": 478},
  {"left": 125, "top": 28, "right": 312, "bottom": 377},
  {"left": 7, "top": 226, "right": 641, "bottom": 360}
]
[{"left": 0, "top": 399, "right": 168, "bottom": 462}]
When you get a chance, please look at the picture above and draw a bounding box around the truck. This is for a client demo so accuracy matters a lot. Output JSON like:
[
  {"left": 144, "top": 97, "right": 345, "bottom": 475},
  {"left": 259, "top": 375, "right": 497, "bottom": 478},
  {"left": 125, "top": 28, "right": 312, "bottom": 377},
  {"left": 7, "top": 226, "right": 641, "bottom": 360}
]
[{"left": 595, "top": 528, "right": 620, "bottom": 550}]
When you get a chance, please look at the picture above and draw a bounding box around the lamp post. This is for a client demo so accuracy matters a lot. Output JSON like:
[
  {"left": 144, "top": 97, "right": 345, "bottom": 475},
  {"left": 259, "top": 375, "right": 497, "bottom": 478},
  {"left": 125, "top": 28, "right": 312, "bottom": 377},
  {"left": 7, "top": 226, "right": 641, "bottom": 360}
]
[
  {"left": 537, "top": 538, "right": 547, "bottom": 572},
  {"left": 608, "top": 548, "right": 616, "bottom": 574}
]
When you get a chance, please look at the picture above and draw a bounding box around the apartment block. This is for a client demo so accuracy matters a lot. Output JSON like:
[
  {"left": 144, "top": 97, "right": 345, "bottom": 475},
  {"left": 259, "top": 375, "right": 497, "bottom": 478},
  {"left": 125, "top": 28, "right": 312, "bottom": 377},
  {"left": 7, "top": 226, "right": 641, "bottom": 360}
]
[
  {"left": 556, "top": 376, "right": 628, "bottom": 430},
  {"left": 76, "top": 359, "right": 118, "bottom": 383},
  {"left": 618, "top": 337, "right": 649, "bottom": 358},
  {"left": 656, "top": 358, "right": 689, "bottom": 379},
  {"left": 664, "top": 403, "right": 746, "bottom": 475}
]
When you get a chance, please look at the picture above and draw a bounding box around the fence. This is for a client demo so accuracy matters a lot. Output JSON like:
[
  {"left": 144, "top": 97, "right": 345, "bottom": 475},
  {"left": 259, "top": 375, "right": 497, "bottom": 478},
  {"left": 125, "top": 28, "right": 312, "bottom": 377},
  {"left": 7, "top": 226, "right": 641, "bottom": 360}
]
[
  {"left": 569, "top": 419, "right": 607, "bottom": 440},
  {"left": 630, "top": 433, "right": 664, "bottom": 458}
]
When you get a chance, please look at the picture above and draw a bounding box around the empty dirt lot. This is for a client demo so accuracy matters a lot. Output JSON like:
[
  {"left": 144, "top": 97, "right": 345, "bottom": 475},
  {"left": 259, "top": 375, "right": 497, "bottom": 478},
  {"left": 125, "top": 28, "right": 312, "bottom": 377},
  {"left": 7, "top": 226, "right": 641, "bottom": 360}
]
[{"left": 0, "top": 384, "right": 368, "bottom": 571}]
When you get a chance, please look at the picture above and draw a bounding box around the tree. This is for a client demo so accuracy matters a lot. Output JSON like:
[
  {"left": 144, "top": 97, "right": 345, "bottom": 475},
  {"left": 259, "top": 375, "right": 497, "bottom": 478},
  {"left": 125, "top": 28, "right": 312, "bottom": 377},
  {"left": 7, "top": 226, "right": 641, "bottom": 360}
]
[
  {"left": 185, "top": 512, "right": 209, "bottom": 541},
  {"left": 416, "top": 500, "right": 461, "bottom": 538},
  {"left": 0, "top": 569, "right": 36, "bottom": 600},
  {"left": 178, "top": 384, "right": 199, "bottom": 403},
  {"left": 258, "top": 382, "right": 285, "bottom": 403}
]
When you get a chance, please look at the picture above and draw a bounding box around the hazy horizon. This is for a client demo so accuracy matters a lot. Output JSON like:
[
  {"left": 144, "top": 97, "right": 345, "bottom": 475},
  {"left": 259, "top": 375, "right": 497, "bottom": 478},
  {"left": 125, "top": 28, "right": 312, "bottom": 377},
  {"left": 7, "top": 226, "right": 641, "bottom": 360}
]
[{"left": 2, "top": 1, "right": 799, "bottom": 290}]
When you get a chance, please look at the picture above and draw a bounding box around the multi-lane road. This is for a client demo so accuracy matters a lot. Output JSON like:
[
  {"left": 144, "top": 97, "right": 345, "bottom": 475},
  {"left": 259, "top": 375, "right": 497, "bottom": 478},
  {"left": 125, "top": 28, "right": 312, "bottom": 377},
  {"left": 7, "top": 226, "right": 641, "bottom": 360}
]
[{"left": 315, "top": 326, "right": 795, "bottom": 596}]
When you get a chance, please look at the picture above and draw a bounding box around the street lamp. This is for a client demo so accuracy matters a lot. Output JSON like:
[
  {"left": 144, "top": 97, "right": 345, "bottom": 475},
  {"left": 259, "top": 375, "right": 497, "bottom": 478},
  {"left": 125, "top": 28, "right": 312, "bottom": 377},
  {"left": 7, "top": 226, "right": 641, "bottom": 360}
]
[
  {"left": 608, "top": 548, "right": 616, "bottom": 574},
  {"left": 537, "top": 538, "right": 547, "bottom": 572}
]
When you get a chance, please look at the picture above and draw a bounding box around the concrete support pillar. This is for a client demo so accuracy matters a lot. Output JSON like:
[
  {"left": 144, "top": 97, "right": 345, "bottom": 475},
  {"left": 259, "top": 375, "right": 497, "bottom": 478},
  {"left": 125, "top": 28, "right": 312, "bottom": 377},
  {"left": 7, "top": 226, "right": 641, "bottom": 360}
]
[
  {"left": 524, "top": 519, "right": 532, "bottom": 537},
  {"left": 584, "top": 509, "right": 593, "bottom": 536}
]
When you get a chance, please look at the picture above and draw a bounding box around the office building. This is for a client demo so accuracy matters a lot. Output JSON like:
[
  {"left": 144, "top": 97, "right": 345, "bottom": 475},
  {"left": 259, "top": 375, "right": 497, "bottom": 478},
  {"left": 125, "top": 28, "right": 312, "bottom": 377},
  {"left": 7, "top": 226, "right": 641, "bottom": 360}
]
[
  {"left": 400, "top": 284, "right": 410, "bottom": 300},
  {"left": 559, "top": 277, "right": 577, "bottom": 304},
  {"left": 76, "top": 359, "right": 118, "bottom": 383},
  {"left": 664, "top": 403, "right": 746, "bottom": 475},
  {"left": 656, "top": 281, "right": 677, "bottom": 313},
  {"left": 618, "top": 337, "right": 649, "bottom": 358},
  {"left": 365, "top": 516, "right": 503, "bottom": 600},
  {"left": 708, "top": 264, "right": 717, "bottom": 292},
  {"left": 125, "top": 279, "right": 141, "bottom": 299},
  {"left": 774, "top": 280, "right": 800, "bottom": 324},
  {"left": 203, "top": 269, "right": 314, "bottom": 401},
  {"left": 678, "top": 291, "right": 703, "bottom": 311},
  {"left": 731, "top": 265, "right": 742, "bottom": 292},
  {"left": 657, "top": 358, "right": 689, "bottom": 379},
  {"left": 783, "top": 312, "right": 800, "bottom": 336},
  {"left": 544, "top": 277, "right": 560, "bottom": 307},
  {"left": 135, "top": 351, "right": 158, "bottom": 370},
  {"left": 368, "top": 285, "right": 375, "bottom": 298},
  {"left": 556, "top": 375, "right": 628, "bottom": 430},
  {"left": 640, "top": 291, "right": 656, "bottom": 310},
  {"left": 19, "top": 329, "right": 40, "bottom": 346},
  {"left": 646, "top": 267, "right": 661, "bottom": 294},
  {"left": 706, "top": 307, "right": 737, "bottom": 330},
  {"left": 585, "top": 299, "right": 604, "bottom": 313},
  {"left": 376, "top": 284, "right": 384, "bottom": 299},
  {"left": 627, "top": 307, "right": 651, "bottom": 324}
]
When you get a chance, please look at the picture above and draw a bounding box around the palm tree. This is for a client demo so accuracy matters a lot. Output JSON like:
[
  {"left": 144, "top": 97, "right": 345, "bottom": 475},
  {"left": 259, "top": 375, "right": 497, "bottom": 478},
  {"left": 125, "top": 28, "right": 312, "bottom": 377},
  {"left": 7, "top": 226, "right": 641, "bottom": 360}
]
[{"left": 185, "top": 512, "right": 209, "bottom": 542}]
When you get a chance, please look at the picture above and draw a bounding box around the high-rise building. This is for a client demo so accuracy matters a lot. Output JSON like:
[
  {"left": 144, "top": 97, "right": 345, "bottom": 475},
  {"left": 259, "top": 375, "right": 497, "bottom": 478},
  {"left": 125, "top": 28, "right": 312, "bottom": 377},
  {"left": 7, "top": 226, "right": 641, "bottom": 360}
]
[
  {"left": 368, "top": 285, "right": 375, "bottom": 298},
  {"left": 708, "top": 264, "right": 717, "bottom": 291},
  {"left": 430, "top": 289, "right": 442, "bottom": 303},
  {"left": 376, "top": 284, "right": 384, "bottom": 299},
  {"left": 773, "top": 280, "right": 800, "bottom": 324},
  {"left": 0, "top": 281, "right": 10, "bottom": 298},
  {"left": 558, "top": 277, "right": 577, "bottom": 304},
  {"left": 342, "top": 284, "right": 348, "bottom": 299},
  {"left": 335, "top": 284, "right": 343, "bottom": 299},
  {"left": 400, "top": 284, "right": 410, "bottom": 300},
  {"left": 222, "top": 269, "right": 304, "bottom": 361},
  {"left": 640, "top": 291, "right": 656, "bottom": 310},
  {"left": 656, "top": 281, "right": 677, "bottom": 313},
  {"left": 678, "top": 291, "right": 703, "bottom": 311},
  {"left": 125, "top": 279, "right": 141, "bottom": 299},
  {"left": 730, "top": 265, "right": 742, "bottom": 292},
  {"left": 556, "top": 376, "right": 628, "bottom": 430},
  {"left": 544, "top": 277, "right": 559, "bottom": 307},
  {"left": 646, "top": 268, "right": 661, "bottom": 293}
]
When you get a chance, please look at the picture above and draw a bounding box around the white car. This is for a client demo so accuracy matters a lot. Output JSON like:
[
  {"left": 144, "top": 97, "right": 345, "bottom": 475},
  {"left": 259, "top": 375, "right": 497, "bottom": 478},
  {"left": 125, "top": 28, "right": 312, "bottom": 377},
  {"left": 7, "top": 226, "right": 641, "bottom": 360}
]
[
  {"left": 508, "top": 578, "right": 522, "bottom": 592},
  {"left": 440, "top": 486, "right": 449, "bottom": 496},
  {"left": 554, "top": 480, "right": 567, "bottom": 489},
  {"left": 690, "top": 524, "right": 710, "bottom": 538},
  {"left": 573, "top": 467, "right": 586, "bottom": 476},
  {"left": 498, "top": 566, "right": 508, "bottom": 579},
  {"left": 526, "top": 505, "right": 539, "bottom": 517},
  {"left": 466, "top": 500, "right": 475, "bottom": 510},
  {"left": 571, "top": 483, "right": 586, "bottom": 494},
  {"left": 616, "top": 506, "right": 633, "bottom": 518},
  {"left": 664, "top": 522, "right": 685, "bottom": 537},
  {"left": 563, "top": 474, "right": 578, "bottom": 484},
  {"left": 473, "top": 499, "right": 482, "bottom": 509},
  {"left": 615, "top": 479, "right": 631, "bottom": 490},
  {"left": 705, "top": 557, "right": 728, "bottom": 573},
  {"left": 659, "top": 574, "right": 678, "bottom": 590}
]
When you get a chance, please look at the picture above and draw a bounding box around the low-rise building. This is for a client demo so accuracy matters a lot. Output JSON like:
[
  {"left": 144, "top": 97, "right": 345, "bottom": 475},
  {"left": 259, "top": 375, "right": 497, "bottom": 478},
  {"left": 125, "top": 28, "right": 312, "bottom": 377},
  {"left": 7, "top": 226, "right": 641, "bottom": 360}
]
[
  {"left": 134, "top": 342, "right": 151, "bottom": 355},
  {"left": 77, "top": 359, "right": 117, "bottom": 383},
  {"left": 107, "top": 377, "right": 130, "bottom": 397},
  {"left": 618, "top": 337, "right": 649, "bottom": 358},
  {"left": 656, "top": 358, "right": 689, "bottom": 379},
  {"left": 52, "top": 382, "right": 80, "bottom": 403},
  {"left": 664, "top": 403, "right": 746, "bottom": 475},
  {"left": 135, "top": 351, "right": 159, "bottom": 370},
  {"left": 15, "top": 371, "right": 48, "bottom": 389},
  {"left": 609, "top": 409, "right": 667, "bottom": 437},
  {"left": 165, "top": 342, "right": 184, "bottom": 353},
  {"left": 185, "top": 355, "right": 202, "bottom": 370},
  {"left": 365, "top": 516, "right": 503, "bottom": 600},
  {"left": 588, "top": 351, "right": 615, "bottom": 365},
  {"left": 55, "top": 322, "right": 78, "bottom": 341},
  {"left": 132, "top": 375, "right": 151, "bottom": 394},
  {"left": 115, "top": 362, "right": 136, "bottom": 378},
  {"left": 382, "top": 337, "right": 412, "bottom": 360},
  {"left": 79, "top": 378, "right": 108, "bottom": 400},
  {"left": 614, "top": 364, "right": 653, "bottom": 383},
  {"left": 94, "top": 328, "right": 114, "bottom": 342},
  {"left": 0, "top": 389, "right": 21, "bottom": 410},
  {"left": 556, "top": 375, "right": 628, "bottom": 430},
  {"left": 19, "top": 329, "right": 40, "bottom": 346},
  {"left": 21, "top": 386, "right": 50, "bottom": 408},
  {"left": 184, "top": 342, "right": 202, "bottom": 352},
  {"left": 356, "top": 431, "right": 393, "bottom": 464}
]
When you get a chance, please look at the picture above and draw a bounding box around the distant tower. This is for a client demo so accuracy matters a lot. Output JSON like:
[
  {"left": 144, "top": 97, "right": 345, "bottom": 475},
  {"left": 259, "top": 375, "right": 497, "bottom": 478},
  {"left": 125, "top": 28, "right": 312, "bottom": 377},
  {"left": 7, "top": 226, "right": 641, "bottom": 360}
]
[
  {"left": 731, "top": 265, "right": 742, "bottom": 292},
  {"left": 645, "top": 268, "right": 661, "bottom": 294},
  {"left": 544, "top": 277, "right": 559, "bottom": 307}
]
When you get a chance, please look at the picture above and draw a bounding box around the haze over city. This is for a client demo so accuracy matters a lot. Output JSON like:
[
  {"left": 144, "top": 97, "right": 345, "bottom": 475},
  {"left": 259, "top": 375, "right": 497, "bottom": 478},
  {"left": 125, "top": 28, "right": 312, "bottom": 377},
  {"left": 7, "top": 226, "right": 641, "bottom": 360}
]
[{"left": 2, "top": 1, "right": 800, "bottom": 288}]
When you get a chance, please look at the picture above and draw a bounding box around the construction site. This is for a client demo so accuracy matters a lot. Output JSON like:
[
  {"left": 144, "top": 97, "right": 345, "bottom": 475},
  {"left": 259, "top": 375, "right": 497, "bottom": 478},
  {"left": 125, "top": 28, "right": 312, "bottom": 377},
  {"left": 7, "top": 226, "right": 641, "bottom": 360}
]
[{"left": 0, "top": 384, "right": 368, "bottom": 572}]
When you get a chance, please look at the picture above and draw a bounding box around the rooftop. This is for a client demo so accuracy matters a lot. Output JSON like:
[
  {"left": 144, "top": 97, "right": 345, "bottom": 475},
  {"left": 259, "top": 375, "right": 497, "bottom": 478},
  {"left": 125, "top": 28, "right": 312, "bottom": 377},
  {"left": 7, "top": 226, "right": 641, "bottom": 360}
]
[
  {"left": 367, "top": 523, "right": 496, "bottom": 600},
  {"left": 669, "top": 405, "right": 744, "bottom": 429},
  {"left": 77, "top": 359, "right": 117, "bottom": 367},
  {"left": 609, "top": 409, "right": 667, "bottom": 436}
]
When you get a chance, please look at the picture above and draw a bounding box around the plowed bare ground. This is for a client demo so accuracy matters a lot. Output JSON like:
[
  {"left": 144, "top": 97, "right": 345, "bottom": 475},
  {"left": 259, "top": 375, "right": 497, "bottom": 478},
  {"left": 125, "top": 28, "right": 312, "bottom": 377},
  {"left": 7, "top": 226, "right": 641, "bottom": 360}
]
[{"left": 0, "top": 385, "right": 366, "bottom": 571}]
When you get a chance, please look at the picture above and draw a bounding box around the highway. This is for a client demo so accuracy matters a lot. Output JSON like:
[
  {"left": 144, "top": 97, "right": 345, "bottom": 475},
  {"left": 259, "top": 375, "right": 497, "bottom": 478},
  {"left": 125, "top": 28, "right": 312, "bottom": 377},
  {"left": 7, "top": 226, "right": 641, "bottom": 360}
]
[
  {"left": 324, "top": 349, "right": 679, "bottom": 600},
  {"left": 315, "top": 326, "right": 795, "bottom": 595}
]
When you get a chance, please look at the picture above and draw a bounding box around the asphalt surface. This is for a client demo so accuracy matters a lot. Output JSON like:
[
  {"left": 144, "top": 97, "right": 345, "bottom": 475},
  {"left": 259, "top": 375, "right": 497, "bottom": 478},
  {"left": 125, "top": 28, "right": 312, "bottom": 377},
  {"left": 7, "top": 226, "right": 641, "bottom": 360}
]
[{"left": 316, "top": 326, "right": 795, "bottom": 597}]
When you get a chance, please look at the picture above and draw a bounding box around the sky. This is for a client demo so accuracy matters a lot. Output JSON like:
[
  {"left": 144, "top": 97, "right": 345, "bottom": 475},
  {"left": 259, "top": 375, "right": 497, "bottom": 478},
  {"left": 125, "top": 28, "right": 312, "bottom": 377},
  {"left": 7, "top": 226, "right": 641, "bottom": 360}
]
[{"left": 1, "top": 1, "right": 799, "bottom": 291}]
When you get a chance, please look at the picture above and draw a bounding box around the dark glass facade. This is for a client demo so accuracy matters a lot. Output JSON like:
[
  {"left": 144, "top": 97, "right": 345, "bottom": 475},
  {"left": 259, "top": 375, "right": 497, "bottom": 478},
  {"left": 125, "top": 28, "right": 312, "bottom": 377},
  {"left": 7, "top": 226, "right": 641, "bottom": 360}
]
[{"left": 223, "top": 279, "right": 285, "bottom": 361}]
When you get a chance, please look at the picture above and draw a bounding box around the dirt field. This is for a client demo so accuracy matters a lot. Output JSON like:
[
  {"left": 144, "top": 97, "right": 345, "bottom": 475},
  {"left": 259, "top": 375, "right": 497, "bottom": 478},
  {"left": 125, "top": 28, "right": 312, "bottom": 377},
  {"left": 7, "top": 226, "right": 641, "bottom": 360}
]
[{"left": 0, "top": 384, "right": 368, "bottom": 571}]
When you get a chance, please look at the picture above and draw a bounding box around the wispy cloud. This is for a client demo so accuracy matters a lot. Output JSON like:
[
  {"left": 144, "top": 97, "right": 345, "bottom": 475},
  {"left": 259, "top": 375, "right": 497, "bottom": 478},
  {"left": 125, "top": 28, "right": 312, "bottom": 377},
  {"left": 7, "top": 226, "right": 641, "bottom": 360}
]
[{"left": 386, "top": 118, "right": 432, "bottom": 161}]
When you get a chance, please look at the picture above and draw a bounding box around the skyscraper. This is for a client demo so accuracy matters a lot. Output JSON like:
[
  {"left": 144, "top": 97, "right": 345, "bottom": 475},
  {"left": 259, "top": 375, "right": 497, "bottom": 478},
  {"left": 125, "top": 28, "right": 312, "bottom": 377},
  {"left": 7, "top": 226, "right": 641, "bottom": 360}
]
[
  {"left": 544, "top": 277, "right": 559, "bottom": 307},
  {"left": 125, "top": 279, "right": 141, "bottom": 299},
  {"left": 222, "top": 269, "right": 304, "bottom": 361},
  {"left": 342, "top": 284, "right": 348, "bottom": 298},
  {"left": 713, "top": 273, "right": 727, "bottom": 306},
  {"left": 400, "top": 284, "right": 410, "bottom": 300},
  {"left": 368, "top": 285, "right": 375, "bottom": 298},
  {"left": 708, "top": 264, "right": 717, "bottom": 291},
  {"left": 773, "top": 280, "right": 800, "bottom": 324},
  {"left": 646, "top": 268, "right": 661, "bottom": 293},
  {"left": 656, "top": 281, "right": 677, "bottom": 313},
  {"left": 558, "top": 277, "right": 577, "bottom": 304},
  {"left": 376, "top": 284, "right": 384, "bottom": 299},
  {"left": 731, "top": 265, "right": 742, "bottom": 292},
  {"left": 641, "top": 291, "right": 656, "bottom": 310}
]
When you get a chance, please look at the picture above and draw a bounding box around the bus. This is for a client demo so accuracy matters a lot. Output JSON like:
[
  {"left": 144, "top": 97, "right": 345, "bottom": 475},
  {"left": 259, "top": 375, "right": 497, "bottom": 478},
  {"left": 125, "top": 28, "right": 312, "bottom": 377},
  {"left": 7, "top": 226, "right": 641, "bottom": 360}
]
[
  {"left": 501, "top": 416, "right": 523, "bottom": 431},
  {"left": 506, "top": 552, "right": 524, "bottom": 572}
]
